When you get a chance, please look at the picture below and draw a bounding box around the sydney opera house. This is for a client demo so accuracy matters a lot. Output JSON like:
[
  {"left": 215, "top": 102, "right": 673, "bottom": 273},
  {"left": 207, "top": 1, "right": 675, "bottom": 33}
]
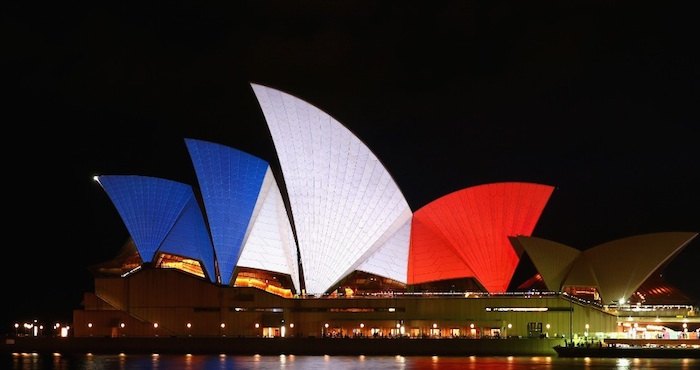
[{"left": 73, "top": 83, "right": 698, "bottom": 341}]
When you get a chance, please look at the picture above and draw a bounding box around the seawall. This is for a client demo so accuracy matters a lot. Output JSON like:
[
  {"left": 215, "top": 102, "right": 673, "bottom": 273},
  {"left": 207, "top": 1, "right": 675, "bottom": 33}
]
[{"left": 2, "top": 336, "right": 563, "bottom": 356}]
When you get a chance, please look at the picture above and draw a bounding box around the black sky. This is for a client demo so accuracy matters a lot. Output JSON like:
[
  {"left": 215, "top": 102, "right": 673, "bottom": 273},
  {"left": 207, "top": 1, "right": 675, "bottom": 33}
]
[{"left": 4, "top": 1, "right": 699, "bottom": 333}]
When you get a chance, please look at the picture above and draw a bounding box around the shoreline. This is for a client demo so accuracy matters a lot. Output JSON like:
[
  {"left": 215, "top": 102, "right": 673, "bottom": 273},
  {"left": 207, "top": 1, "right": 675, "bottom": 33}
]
[
  {"left": 553, "top": 344, "right": 700, "bottom": 359},
  {"left": 2, "top": 336, "right": 562, "bottom": 356}
]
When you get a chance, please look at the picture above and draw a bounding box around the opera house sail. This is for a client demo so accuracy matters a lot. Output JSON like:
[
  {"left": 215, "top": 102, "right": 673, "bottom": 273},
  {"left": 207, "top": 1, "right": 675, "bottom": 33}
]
[
  {"left": 185, "top": 138, "right": 300, "bottom": 292},
  {"left": 252, "top": 83, "right": 413, "bottom": 296},
  {"left": 408, "top": 182, "right": 555, "bottom": 293}
]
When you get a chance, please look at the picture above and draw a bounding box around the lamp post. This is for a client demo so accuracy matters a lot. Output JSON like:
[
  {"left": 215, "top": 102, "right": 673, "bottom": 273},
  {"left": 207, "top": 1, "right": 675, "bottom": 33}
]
[{"left": 569, "top": 294, "right": 573, "bottom": 340}]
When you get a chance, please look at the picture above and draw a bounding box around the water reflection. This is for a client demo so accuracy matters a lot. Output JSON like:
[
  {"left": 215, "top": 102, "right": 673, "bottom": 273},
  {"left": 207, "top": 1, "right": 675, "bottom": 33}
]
[{"left": 3, "top": 353, "right": 698, "bottom": 370}]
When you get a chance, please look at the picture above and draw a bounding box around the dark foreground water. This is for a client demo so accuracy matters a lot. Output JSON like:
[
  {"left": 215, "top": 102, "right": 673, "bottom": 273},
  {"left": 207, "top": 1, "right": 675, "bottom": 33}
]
[{"left": 3, "top": 353, "right": 698, "bottom": 370}]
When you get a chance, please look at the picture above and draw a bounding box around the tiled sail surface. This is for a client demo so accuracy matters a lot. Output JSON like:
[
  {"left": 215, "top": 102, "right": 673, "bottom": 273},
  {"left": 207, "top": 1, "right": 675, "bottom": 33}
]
[
  {"left": 252, "top": 83, "right": 412, "bottom": 295},
  {"left": 185, "top": 138, "right": 269, "bottom": 285},
  {"left": 510, "top": 236, "right": 581, "bottom": 292},
  {"left": 409, "top": 182, "right": 554, "bottom": 293},
  {"left": 355, "top": 215, "right": 413, "bottom": 284},
  {"left": 516, "top": 232, "right": 698, "bottom": 304},
  {"left": 96, "top": 175, "right": 216, "bottom": 281},
  {"left": 581, "top": 232, "right": 697, "bottom": 304},
  {"left": 408, "top": 215, "right": 477, "bottom": 284},
  {"left": 162, "top": 194, "right": 217, "bottom": 282},
  {"left": 236, "top": 167, "right": 301, "bottom": 293}
]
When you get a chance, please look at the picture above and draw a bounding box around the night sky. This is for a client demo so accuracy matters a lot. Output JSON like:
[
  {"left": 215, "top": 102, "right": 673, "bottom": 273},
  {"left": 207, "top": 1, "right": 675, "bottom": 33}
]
[{"left": 4, "top": 2, "right": 698, "bottom": 333}]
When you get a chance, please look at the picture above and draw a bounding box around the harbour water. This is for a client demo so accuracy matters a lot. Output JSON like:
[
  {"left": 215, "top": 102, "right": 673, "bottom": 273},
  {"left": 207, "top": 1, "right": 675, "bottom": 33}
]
[{"left": 3, "top": 353, "right": 698, "bottom": 370}]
